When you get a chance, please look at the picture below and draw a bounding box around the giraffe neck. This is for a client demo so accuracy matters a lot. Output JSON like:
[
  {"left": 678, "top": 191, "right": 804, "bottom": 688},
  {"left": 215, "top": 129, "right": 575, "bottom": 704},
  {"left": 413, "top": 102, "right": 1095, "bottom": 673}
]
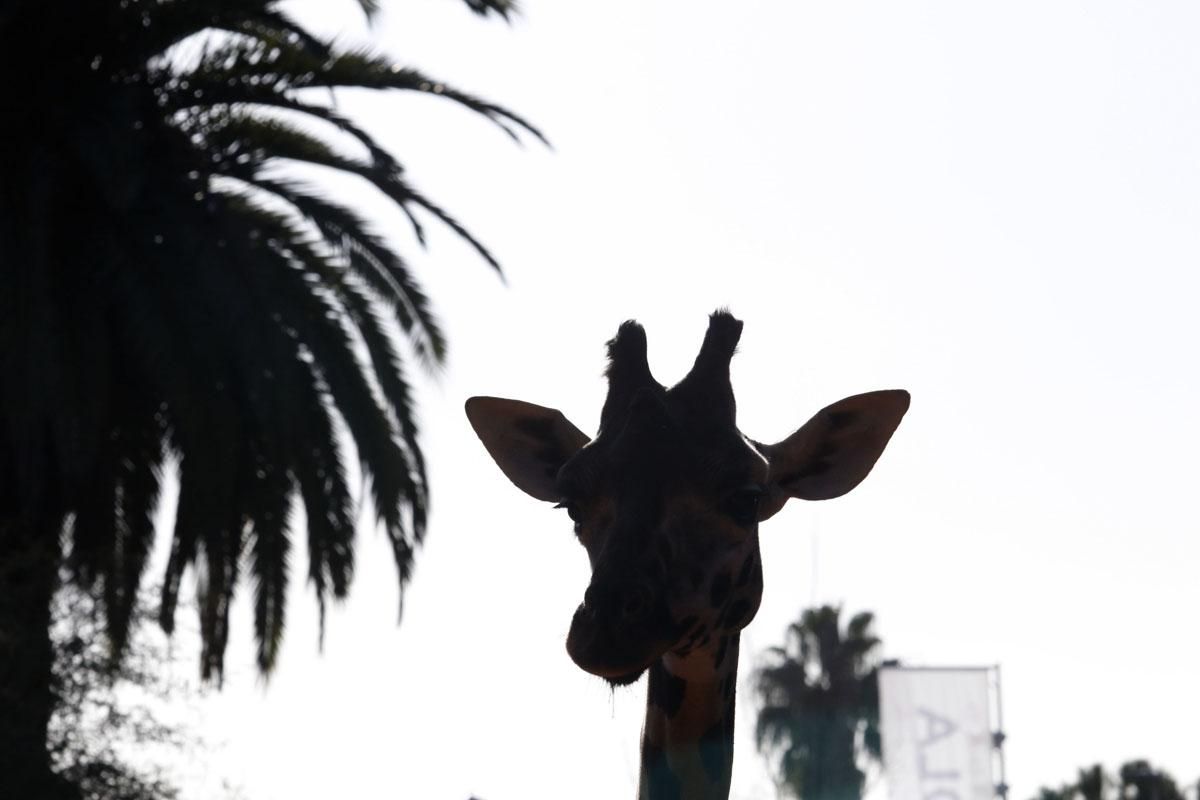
[{"left": 638, "top": 633, "right": 740, "bottom": 800}]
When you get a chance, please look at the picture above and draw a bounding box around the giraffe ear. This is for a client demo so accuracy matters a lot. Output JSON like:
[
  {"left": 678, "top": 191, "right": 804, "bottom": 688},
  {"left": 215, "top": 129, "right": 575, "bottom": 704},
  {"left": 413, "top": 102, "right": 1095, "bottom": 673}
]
[
  {"left": 758, "top": 390, "right": 910, "bottom": 520},
  {"left": 465, "top": 396, "right": 590, "bottom": 502}
]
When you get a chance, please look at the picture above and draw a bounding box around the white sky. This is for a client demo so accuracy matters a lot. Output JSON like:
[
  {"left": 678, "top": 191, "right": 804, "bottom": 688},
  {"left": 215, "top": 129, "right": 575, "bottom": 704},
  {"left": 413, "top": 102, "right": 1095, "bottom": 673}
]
[{"left": 159, "top": 2, "right": 1200, "bottom": 798}]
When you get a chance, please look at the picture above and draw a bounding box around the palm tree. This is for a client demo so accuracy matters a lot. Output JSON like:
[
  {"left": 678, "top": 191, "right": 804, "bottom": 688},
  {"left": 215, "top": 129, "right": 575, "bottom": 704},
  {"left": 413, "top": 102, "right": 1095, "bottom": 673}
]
[
  {"left": 1030, "top": 766, "right": 1105, "bottom": 800},
  {"left": 0, "top": 0, "right": 538, "bottom": 795},
  {"left": 1118, "top": 761, "right": 1187, "bottom": 800},
  {"left": 1029, "top": 761, "right": 1189, "bottom": 800},
  {"left": 1034, "top": 790, "right": 1071, "bottom": 800},
  {"left": 1077, "top": 764, "right": 1107, "bottom": 800},
  {"left": 753, "top": 605, "right": 883, "bottom": 800}
]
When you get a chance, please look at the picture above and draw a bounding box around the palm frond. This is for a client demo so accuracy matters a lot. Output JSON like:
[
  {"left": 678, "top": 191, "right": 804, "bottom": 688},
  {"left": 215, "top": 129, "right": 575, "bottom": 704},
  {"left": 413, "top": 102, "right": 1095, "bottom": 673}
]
[
  {"left": 230, "top": 174, "right": 447, "bottom": 369},
  {"left": 225, "top": 196, "right": 426, "bottom": 592},
  {"left": 262, "top": 207, "right": 430, "bottom": 536},
  {"left": 356, "top": 0, "right": 382, "bottom": 21},
  {"left": 296, "top": 52, "right": 546, "bottom": 145},
  {"left": 141, "top": 2, "right": 330, "bottom": 63},
  {"left": 184, "top": 39, "right": 545, "bottom": 145},
  {"left": 103, "top": 411, "right": 165, "bottom": 662},
  {"left": 247, "top": 459, "right": 292, "bottom": 674},
  {"left": 460, "top": 0, "right": 519, "bottom": 19},
  {"left": 206, "top": 111, "right": 503, "bottom": 271},
  {"left": 288, "top": 373, "right": 356, "bottom": 646}
]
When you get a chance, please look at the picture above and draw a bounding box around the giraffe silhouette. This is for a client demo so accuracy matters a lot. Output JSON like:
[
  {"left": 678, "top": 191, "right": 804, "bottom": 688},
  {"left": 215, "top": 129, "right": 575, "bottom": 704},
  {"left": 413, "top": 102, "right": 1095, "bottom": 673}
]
[{"left": 467, "top": 311, "right": 909, "bottom": 800}]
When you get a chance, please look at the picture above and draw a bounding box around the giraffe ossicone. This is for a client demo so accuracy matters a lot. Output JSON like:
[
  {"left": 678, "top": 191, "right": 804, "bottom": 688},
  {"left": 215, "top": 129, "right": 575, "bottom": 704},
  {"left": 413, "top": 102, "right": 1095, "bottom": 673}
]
[{"left": 465, "top": 310, "right": 909, "bottom": 800}]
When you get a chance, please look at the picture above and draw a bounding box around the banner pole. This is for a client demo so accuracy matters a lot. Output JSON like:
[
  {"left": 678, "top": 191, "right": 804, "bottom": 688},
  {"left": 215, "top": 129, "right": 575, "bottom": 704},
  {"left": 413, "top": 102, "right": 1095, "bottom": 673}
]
[{"left": 993, "top": 664, "right": 1009, "bottom": 799}]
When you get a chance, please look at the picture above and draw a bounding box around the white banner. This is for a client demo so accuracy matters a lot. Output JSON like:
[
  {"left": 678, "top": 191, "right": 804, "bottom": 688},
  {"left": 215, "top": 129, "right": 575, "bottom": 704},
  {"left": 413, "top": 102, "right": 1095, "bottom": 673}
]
[{"left": 879, "top": 667, "right": 995, "bottom": 800}]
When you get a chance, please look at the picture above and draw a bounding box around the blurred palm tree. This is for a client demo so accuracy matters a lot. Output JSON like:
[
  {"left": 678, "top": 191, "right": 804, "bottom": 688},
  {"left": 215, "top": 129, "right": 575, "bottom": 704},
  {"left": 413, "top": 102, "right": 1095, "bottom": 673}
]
[
  {"left": 1077, "top": 765, "right": 1107, "bottom": 800},
  {"left": 1031, "top": 765, "right": 1105, "bottom": 800},
  {"left": 1117, "top": 761, "right": 1187, "bottom": 800},
  {"left": 1029, "top": 761, "right": 1189, "bottom": 800},
  {"left": 1034, "top": 790, "right": 1071, "bottom": 800},
  {"left": 753, "top": 605, "right": 883, "bottom": 800},
  {"left": 0, "top": 0, "right": 537, "bottom": 795}
]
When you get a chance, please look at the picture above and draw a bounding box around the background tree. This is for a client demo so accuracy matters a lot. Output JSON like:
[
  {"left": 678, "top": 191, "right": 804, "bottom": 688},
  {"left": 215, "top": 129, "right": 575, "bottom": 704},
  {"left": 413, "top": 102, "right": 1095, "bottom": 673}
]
[
  {"left": 49, "top": 580, "right": 220, "bottom": 800},
  {"left": 0, "top": 0, "right": 537, "bottom": 795},
  {"left": 1029, "top": 761, "right": 1191, "bottom": 800},
  {"left": 753, "top": 605, "right": 884, "bottom": 800},
  {"left": 1077, "top": 765, "right": 1107, "bottom": 800},
  {"left": 1032, "top": 766, "right": 1107, "bottom": 800},
  {"left": 1118, "top": 761, "right": 1187, "bottom": 800}
]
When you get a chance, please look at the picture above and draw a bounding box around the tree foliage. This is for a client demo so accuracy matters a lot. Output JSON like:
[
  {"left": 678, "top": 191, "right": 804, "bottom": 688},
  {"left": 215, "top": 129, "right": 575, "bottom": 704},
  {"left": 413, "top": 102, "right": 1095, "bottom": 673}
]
[
  {"left": 50, "top": 581, "right": 197, "bottom": 800},
  {"left": 0, "top": 1, "right": 538, "bottom": 794},
  {"left": 753, "top": 606, "right": 883, "bottom": 800},
  {"left": 0, "top": 0, "right": 541, "bottom": 682},
  {"left": 1030, "top": 761, "right": 1192, "bottom": 800}
]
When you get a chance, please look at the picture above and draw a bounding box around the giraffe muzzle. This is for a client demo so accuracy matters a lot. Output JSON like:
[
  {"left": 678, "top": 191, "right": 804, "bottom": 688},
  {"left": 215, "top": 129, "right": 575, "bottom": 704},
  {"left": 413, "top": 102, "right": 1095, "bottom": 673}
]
[
  {"left": 566, "top": 603, "right": 654, "bottom": 683},
  {"left": 566, "top": 584, "right": 673, "bottom": 684}
]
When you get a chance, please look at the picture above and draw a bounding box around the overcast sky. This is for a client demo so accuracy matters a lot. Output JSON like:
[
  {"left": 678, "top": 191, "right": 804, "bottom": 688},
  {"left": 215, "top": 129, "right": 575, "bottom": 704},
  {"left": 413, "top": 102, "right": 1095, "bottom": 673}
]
[{"left": 159, "top": 2, "right": 1200, "bottom": 798}]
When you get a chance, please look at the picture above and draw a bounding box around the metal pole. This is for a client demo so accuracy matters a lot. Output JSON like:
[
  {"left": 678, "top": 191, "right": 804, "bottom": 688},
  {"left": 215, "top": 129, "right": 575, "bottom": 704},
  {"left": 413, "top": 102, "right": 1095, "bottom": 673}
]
[{"left": 993, "top": 664, "right": 1009, "bottom": 799}]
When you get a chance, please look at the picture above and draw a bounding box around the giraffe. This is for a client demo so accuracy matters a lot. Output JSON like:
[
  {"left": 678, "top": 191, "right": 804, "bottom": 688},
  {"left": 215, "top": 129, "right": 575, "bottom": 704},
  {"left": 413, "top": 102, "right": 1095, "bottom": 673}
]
[{"left": 465, "top": 311, "right": 909, "bottom": 800}]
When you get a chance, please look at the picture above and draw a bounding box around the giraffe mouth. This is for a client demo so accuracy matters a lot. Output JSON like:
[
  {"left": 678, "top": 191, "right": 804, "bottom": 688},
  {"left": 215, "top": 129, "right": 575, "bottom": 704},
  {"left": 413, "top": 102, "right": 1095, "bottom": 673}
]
[
  {"left": 566, "top": 602, "right": 669, "bottom": 684},
  {"left": 604, "top": 667, "right": 647, "bottom": 687},
  {"left": 572, "top": 653, "right": 655, "bottom": 687}
]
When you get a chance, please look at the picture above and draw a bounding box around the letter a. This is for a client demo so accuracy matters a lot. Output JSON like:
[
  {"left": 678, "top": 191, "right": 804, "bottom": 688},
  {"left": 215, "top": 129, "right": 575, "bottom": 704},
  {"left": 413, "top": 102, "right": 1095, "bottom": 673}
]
[{"left": 917, "top": 707, "right": 957, "bottom": 745}]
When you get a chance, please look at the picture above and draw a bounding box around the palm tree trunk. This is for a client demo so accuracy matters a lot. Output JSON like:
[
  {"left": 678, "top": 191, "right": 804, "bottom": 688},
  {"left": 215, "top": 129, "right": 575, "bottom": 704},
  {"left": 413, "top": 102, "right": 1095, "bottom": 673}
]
[{"left": 0, "top": 516, "right": 77, "bottom": 799}]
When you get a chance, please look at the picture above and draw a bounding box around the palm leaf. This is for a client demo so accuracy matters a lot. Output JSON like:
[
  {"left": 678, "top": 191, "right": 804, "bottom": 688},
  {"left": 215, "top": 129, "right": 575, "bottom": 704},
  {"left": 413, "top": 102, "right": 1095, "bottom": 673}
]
[
  {"left": 2, "top": 0, "right": 539, "bottom": 686},
  {"left": 230, "top": 174, "right": 447, "bottom": 369},
  {"left": 185, "top": 40, "right": 545, "bottom": 145},
  {"left": 140, "top": 2, "right": 330, "bottom": 62},
  {"left": 461, "top": 0, "right": 518, "bottom": 19}
]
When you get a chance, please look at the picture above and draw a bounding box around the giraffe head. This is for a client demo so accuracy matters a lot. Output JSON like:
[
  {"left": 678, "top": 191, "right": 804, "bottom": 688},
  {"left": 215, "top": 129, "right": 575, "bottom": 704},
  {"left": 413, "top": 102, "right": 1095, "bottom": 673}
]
[{"left": 466, "top": 311, "right": 908, "bottom": 686}]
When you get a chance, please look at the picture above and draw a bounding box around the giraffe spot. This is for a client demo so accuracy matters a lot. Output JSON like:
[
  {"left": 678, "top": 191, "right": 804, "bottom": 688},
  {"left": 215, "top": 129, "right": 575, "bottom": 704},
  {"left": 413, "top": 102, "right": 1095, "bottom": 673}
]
[
  {"left": 721, "top": 598, "right": 753, "bottom": 629},
  {"left": 709, "top": 570, "right": 732, "bottom": 607},
  {"left": 734, "top": 552, "right": 758, "bottom": 589},
  {"left": 648, "top": 661, "right": 687, "bottom": 718},
  {"left": 713, "top": 635, "right": 729, "bottom": 669},
  {"left": 675, "top": 623, "right": 706, "bottom": 657}
]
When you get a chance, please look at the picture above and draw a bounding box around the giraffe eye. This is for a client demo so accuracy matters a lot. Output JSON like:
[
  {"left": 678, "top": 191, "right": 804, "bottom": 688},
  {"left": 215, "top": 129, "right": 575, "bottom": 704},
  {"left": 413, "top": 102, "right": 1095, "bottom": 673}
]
[{"left": 724, "top": 485, "right": 764, "bottom": 526}]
